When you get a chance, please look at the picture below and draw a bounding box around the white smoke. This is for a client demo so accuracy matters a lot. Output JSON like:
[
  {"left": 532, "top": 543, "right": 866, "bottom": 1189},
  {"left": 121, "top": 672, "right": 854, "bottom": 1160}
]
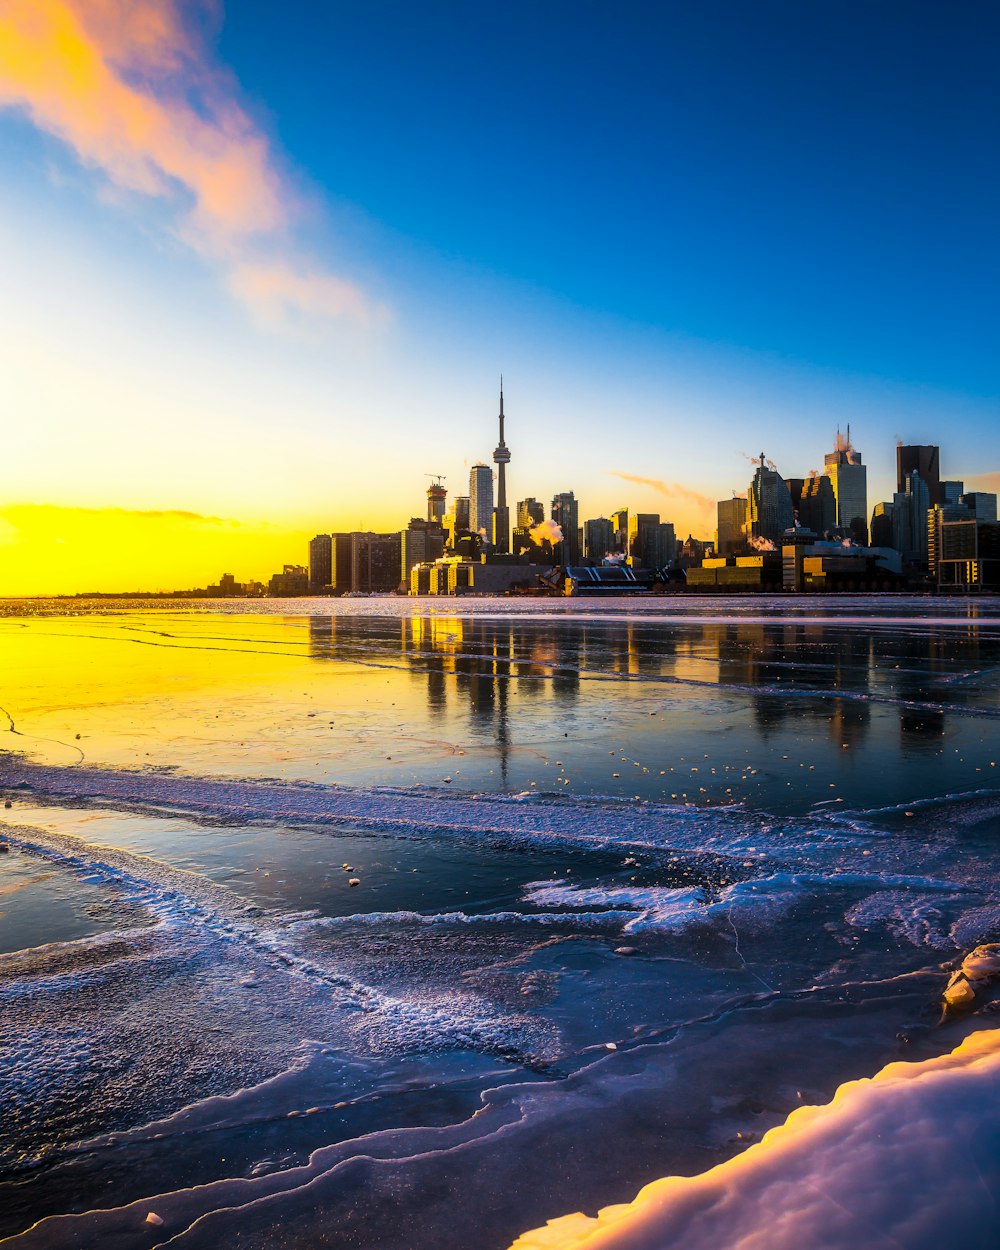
[
  {"left": 529, "top": 519, "right": 564, "bottom": 545},
  {"left": 749, "top": 536, "right": 776, "bottom": 552}
]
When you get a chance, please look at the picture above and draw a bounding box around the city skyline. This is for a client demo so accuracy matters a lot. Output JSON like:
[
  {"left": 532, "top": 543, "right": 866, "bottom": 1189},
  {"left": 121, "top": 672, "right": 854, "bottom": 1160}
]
[{"left": 2, "top": 1, "right": 998, "bottom": 594}]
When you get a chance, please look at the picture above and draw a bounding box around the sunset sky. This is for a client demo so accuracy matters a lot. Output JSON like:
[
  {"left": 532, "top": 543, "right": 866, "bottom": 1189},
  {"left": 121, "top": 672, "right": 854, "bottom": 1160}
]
[{"left": 1, "top": 0, "right": 998, "bottom": 593}]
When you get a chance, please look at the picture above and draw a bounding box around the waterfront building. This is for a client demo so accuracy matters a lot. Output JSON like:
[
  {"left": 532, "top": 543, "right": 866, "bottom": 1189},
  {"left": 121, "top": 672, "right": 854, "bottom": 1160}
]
[
  {"left": 932, "top": 518, "right": 1000, "bottom": 589},
  {"left": 308, "top": 534, "right": 332, "bottom": 592},
  {"left": 268, "top": 565, "right": 309, "bottom": 596},
  {"left": 328, "top": 533, "right": 353, "bottom": 593},
  {"left": 350, "top": 532, "right": 403, "bottom": 592}
]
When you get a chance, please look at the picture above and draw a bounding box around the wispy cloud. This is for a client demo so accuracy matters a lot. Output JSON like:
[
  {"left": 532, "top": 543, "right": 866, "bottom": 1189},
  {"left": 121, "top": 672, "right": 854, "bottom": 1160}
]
[
  {"left": 0, "top": 0, "right": 385, "bottom": 331},
  {"left": 609, "top": 471, "right": 715, "bottom": 516},
  {"left": 966, "top": 472, "right": 1000, "bottom": 495}
]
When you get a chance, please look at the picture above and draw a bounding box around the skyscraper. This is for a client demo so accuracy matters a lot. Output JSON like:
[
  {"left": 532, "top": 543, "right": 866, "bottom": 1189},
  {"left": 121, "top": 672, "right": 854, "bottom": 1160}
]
[
  {"left": 611, "top": 508, "right": 629, "bottom": 553},
  {"left": 517, "top": 498, "right": 544, "bottom": 528},
  {"left": 824, "top": 429, "right": 868, "bottom": 542},
  {"left": 308, "top": 534, "right": 332, "bottom": 592},
  {"left": 746, "top": 455, "right": 794, "bottom": 544},
  {"left": 799, "top": 473, "right": 836, "bottom": 536},
  {"left": 426, "top": 477, "right": 447, "bottom": 524},
  {"left": 716, "top": 497, "right": 747, "bottom": 555},
  {"left": 897, "top": 445, "right": 941, "bottom": 506},
  {"left": 892, "top": 470, "right": 930, "bottom": 564},
  {"left": 584, "top": 517, "right": 615, "bottom": 561},
  {"left": 470, "top": 464, "right": 493, "bottom": 540},
  {"left": 401, "top": 518, "right": 445, "bottom": 581},
  {"left": 870, "top": 501, "right": 894, "bottom": 548},
  {"left": 349, "top": 532, "right": 403, "bottom": 592},
  {"left": 551, "top": 491, "right": 580, "bottom": 565},
  {"left": 492, "top": 381, "right": 511, "bottom": 552},
  {"left": 628, "top": 513, "right": 674, "bottom": 569}
]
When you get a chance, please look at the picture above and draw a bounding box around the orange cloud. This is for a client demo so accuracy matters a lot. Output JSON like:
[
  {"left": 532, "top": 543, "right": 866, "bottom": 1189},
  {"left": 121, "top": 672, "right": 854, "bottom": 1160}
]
[
  {"left": 609, "top": 471, "right": 715, "bottom": 516},
  {"left": 0, "top": 0, "right": 380, "bottom": 329}
]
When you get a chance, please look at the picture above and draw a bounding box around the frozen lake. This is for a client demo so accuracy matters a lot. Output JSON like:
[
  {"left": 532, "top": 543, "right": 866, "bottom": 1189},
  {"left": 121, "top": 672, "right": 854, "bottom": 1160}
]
[{"left": 1, "top": 597, "right": 999, "bottom": 1248}]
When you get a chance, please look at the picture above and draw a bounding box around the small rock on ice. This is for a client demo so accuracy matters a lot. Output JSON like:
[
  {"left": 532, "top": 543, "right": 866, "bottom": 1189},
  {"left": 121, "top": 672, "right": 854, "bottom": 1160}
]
[{"left": 145, "top": 1212, "right": 164, "bottom": 1227}]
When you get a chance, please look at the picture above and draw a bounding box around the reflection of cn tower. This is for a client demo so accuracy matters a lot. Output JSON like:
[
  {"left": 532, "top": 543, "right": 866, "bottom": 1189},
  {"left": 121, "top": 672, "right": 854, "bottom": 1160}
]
[{"left": 493, "top": 378, "right": 511, "bottom": 553}]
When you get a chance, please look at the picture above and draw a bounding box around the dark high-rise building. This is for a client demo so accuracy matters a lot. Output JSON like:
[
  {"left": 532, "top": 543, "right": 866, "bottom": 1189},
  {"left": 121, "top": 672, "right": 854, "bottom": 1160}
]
[
  {"left": 746, "top": 455, "right": 794, "bottom": 544},
  {"left": 584, "top": 517, "right": 614, "bottom": 561},
  {"left": 870, "top": 501, "right": 894, "bottom": 548},
  {"left": 897, "top": 445, "right": 941, "bottom": 506},
  {"left": 716, "top": 497, "right": 747, "bottom": 556},
  {"left": 350, "top": 532, "right": 403, "bottom": 592},
  {"left": 961, "top": 492, "right": 998, "bottom": 522},
  {"left": 329, "top": 533, "right": 353, "bottom": 593},
  {"left": 492, "top": 381, "right": 511, "bottom": 553},
  {"left": 892, "top": 470, "right": 930, "bottom": 565},
  {"left": 628, "top": 513, "right": 675, "bottom": 569},
  {"left": 941, "top": 480, "right": 965, "bottom": 506},
  {"left": 308, "top": 534, "right": 332, "bottom": 592},
  {"left": 551, "top": 491, "right": 580, "bottom": 565},
  {"left": 517, "top": 498, "right": 545, "bottom": 528},
  {"left": 798, "top": 474, "right": 836, "bottom": 536}
]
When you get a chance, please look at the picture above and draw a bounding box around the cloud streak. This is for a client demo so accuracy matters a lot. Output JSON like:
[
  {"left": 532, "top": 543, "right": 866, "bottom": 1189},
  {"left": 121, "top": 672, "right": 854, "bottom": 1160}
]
[
  {"left": 609, "top": 472, "right": 715, "bottom": 516},
  {"left": 0, "top": 0, "right": 383, "bottom": 331}
]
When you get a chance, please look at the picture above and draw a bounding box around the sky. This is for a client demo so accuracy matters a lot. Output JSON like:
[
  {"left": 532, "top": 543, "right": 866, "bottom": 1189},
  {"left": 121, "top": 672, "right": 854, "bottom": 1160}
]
[{"left": 1, "top": 0, "right": 998, "bottom": 593}]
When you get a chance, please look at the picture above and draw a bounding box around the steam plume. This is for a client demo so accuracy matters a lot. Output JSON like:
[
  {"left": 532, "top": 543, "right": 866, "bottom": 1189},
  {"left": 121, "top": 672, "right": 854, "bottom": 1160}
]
[{"left": 529, "top": 519, "right": 563, "bottom": 545}]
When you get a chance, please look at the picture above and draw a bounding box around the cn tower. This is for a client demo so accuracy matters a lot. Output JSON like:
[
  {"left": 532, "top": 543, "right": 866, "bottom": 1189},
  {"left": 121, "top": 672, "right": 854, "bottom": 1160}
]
[{"left": 493, "top": 378, "right": 511, "bottom": 552}]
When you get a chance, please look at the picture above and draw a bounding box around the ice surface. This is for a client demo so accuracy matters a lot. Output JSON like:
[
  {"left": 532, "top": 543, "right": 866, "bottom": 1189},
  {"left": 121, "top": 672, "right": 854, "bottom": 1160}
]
[{"left": 1, "top": 601, "right": 999, "bottom": 1248}]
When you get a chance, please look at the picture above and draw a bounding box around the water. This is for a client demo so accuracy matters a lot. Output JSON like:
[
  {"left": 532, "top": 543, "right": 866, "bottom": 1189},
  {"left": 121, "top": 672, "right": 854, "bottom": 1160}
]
[{"left": 1, "top": 597, "right": 998, "bottom": 1248}]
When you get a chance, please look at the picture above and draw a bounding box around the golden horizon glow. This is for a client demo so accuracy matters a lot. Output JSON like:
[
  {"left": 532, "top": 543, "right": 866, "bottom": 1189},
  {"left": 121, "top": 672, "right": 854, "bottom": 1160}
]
[{"left": 0, "top": 504, "right": 324, "bottom": 596}]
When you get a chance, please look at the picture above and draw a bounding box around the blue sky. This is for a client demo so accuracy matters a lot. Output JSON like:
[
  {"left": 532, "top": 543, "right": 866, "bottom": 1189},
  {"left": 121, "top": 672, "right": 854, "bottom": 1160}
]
[
  {"left": 1, "top": 0, "right": 997, "bottom": 590},
  {"left": 218, "top": 0, "right": 1000, "bottom": 391}
]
